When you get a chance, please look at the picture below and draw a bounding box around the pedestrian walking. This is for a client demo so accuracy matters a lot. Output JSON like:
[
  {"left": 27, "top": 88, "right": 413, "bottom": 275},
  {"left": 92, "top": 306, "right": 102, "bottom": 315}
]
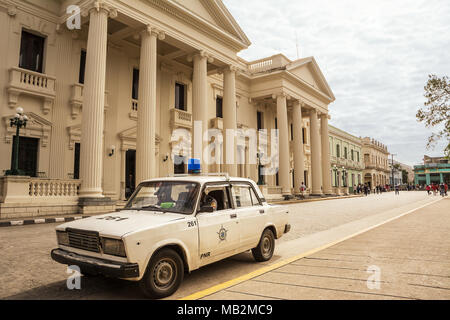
[
  {"left": 395, "top": 184, "right": 400, "bottom": 195},
  {"left": 425, "top": 184, "right": 431, "bottom": 195},
  {"left": 300, "top": 182, "right": 306, "bottom": 199}
]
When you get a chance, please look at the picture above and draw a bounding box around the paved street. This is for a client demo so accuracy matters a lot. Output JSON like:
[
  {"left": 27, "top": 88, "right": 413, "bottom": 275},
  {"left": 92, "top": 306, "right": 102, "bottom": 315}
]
[{"left": 0, "top": 191, "right": 447, "bottom": 300}]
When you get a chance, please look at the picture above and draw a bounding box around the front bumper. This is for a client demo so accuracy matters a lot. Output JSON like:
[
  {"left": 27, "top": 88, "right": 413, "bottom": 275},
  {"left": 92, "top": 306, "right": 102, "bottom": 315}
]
[{"left": 51, "top": 248, "right": 139, "bottom": 279}]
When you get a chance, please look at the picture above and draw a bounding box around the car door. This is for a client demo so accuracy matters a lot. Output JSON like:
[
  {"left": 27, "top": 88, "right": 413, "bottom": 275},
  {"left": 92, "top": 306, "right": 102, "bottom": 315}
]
[
  {"left": 196, "top": 184, "right": 239, "bottom": 266},
  {"left": 230, "top": 183, "right": 265, "bottom": 250}
]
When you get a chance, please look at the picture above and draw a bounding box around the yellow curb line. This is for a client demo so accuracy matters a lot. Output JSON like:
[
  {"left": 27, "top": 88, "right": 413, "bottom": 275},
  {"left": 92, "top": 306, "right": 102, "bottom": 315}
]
[{"left": 179, "top": 198, "right": 443, "bottom": 300}]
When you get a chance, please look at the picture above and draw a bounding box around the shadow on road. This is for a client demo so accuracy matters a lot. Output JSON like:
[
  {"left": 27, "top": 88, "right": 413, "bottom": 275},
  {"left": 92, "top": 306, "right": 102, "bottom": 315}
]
[{"left": 3, "top": 251, "right": 273, "bottom": 300}]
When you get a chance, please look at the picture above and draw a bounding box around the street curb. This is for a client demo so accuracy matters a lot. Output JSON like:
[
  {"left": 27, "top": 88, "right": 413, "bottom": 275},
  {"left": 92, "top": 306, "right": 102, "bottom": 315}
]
[
  {"left": 269, "top": 194, "right": 363, "bottom": 205},
  {"left": 0, "top": 216, "right": 91, "bottom": 228}
]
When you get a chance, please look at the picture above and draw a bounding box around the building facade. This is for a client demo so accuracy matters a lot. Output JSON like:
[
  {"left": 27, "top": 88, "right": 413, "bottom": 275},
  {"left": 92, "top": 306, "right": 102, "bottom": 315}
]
[
  {"left": 328, "top": 125, "right": 364, "bottom": 194},
  {"left": 414, "top": 155, "right": 450, "bottom": 186},
  {"left": 361, "top": 137, "right": 390, "bottom": 189},
  {"left": 0, "top": 0, "right": 336, "bottom": 218}
]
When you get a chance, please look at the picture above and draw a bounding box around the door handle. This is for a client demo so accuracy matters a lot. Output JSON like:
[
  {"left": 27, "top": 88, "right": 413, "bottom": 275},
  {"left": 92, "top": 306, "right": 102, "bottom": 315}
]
[
  {"left": 259, "top": 209, "right": 265, "bottom": 214},
  {"left": 230, "top": 214, "right": 237, "bottom": 219}
]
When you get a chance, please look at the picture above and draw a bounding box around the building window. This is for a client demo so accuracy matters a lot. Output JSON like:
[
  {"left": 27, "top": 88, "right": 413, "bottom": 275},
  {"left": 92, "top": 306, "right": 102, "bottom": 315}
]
[
  {"left": 19, "top": 30, "right": 45, "bottom": 73},
  {"left": 257, "top": 111, "right": 263, "bottom": 130},
  {"left": 351, "top": 149, "right": 354, "bottom": 161},
  {"left": 73, "top": 143, "right": 80, "bottom": 179},
  {"left": 357, "top": 152, "right": 360, "bottom": 162},
  {"left": 274, "top": 118, "right": 278, "bottom": 130},
  {"left": 78, "top": 50, "right": 86, "bottom": 84},
  {"left": 11, "top": 136, "right": 39, "bottom": 177},
  {"left": 336, "top": 145, "right": 340, "bottom": 158},
  {"left": 344, "top": 147, "right": 348, "bottom": 159},
  {"left": 302, "top": 128, "right": 307, "bottom": 144},
  {"left": 175, "top": 83, "right": 186, "bottom": 111},
  {"left": 216, "top": 96, "right": 223, "bottom": 118},
  {"left": 132, "top": 68, "right": 139, "bottom": 100},
  {"left": 174, "top": 155, "right": 186, "bottom": 174}
]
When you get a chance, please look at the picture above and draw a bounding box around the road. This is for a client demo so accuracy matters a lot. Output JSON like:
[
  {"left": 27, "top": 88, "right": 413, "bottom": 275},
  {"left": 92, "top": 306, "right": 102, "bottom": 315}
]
[{"left": 0, "top": 191, "right": 445, "bottom": 299}]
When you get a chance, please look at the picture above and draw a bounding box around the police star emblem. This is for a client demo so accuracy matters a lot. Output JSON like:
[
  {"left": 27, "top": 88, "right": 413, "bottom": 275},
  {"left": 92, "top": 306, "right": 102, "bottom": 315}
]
[{"left": 217, "top": 225, "right": 228, "bottom": 241}]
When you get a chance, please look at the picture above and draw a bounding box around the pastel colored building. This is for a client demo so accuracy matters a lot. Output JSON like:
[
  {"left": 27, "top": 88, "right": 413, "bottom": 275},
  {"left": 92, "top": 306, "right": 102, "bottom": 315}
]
[
  {"left": 414, "top": 155, "right": 450, "bottom": 186},
  {"left": 361, "top": 137, "right": 390, "bottom": 189},
  {"left": 328, "top": 125, "right": 364, "bottom": 194}
]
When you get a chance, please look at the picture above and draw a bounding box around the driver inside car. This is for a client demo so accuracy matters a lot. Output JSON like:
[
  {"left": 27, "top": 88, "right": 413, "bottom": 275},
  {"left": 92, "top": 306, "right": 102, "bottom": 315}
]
[{"left": 200, "top": 194, "right": 218, "bottom": 211}]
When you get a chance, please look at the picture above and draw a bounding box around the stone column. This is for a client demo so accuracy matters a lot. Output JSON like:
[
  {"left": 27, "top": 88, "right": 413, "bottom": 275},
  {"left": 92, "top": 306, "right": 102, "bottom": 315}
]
[
  {"left": 292, "top": 101, "right": 305, "bottom": 194},
  {"left": 310, "top": 108, "right": 322, "bottom": 195},
  {"left": 321, "top": 113, "right": 332, "bottom": 194},
  {"left": 136, "top": 26, "right": 164, "bottom": 184},
  {"left": 79, "top": 5, "right": 110, "bottom": 199},
  {"left": 275, "top": 94, "right": 291, "bottom": 196},
  {"left": 426, "top": 173, "right": 431, "bottom": 185},
  {"left": 189, "top": 51, "right": 213, "bottom": 173},
  {"left": 223, "top": 66, "right": 237, "bottom": 176}
]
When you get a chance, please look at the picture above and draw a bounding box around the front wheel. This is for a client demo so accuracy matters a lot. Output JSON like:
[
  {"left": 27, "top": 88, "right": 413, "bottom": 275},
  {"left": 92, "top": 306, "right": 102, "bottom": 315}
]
[
  {"left": 252, "top": 228, "right": 275, "bottom": 262},
  {"left": 139, "top": 248, "right": 184, "bottom": 299}
]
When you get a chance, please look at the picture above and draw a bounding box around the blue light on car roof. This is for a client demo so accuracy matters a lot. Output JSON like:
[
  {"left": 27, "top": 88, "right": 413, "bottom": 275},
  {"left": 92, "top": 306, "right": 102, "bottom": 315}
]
[{"left": 188, "top": 158, "right": 201, "bottom": 174}]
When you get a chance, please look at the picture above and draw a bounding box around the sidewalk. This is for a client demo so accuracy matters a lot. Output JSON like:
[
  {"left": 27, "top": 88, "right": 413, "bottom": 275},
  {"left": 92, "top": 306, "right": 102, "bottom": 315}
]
[{"left": 182, "top": 198, "right": 450, "bottom": 300}]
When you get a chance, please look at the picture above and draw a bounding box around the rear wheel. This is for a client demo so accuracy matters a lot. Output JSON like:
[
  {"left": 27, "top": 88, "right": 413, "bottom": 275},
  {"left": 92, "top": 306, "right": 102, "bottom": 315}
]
[
  {"left": 252, "top": 228, "right": 275, "bottom": 262},
  {"left": 139, "top": 248, "right": 184, "bottom": 299}
]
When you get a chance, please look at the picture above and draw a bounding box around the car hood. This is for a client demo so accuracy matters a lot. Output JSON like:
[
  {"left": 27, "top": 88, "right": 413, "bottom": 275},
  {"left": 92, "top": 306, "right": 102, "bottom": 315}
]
[{"left": 56, "top": 210, "right": 187, "bottom": 238}]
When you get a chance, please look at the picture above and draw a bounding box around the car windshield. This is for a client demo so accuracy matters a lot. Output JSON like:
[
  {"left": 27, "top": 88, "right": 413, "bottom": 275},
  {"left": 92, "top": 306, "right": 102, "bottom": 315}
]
[{"left": 124, "top": 181, "right": 200, "bottom": 215}]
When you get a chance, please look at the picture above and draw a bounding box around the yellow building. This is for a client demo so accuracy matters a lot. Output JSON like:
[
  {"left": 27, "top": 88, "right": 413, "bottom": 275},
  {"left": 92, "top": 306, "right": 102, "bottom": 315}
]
[
  {"left": 0, "top": 0, "right": 337, "bottom": 218},
  {"left": 362, "top": 137, "right": 390, "bottom": 189}
]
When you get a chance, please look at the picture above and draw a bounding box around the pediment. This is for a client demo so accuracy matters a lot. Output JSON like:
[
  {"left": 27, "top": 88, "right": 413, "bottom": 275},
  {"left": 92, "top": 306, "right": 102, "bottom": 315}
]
[
  {"left": 287, "top": 57, "right": 335, "bottom": 101},
  {"left": 153, "top": 0, "right": 251, "bottom": 48},
  {"left": 3, "top": 112, "right": 52, "bottom": 146},
  {"left": 119, "top": 126, "right": 162, "bottom": 143}
]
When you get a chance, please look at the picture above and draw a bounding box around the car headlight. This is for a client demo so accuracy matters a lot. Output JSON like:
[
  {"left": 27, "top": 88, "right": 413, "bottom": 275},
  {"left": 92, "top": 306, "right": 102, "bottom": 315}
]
[
  {"left": 56, "top": 231, "right": 69, "bottom": 246},
  {"left": 102, "top": 238, "right": 126, "bottom": 257}
]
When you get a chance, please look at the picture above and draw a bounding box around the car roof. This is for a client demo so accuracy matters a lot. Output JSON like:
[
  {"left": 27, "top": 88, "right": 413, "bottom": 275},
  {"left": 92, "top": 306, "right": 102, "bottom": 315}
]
[{"left": 141, "top": 175, "right": 254, "bottom": 185}]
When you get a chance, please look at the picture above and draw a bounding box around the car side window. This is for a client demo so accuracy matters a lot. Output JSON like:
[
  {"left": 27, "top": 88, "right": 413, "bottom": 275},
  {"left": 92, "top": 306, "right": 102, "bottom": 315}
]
[
  {"left": 249, "top": 187, "right": 261, "bottom": 206},
  {"left": 200, "top": 186, "right": 230, "bottom": 211},
  {"left": 231, "top": 185, "right": 253, "bottom": 208}
]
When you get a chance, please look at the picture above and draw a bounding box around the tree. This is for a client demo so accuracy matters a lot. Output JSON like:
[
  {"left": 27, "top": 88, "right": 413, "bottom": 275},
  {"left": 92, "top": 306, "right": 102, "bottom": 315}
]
[
  {"left": 416, "top": 74, "right": 450, "bottom": 158},
  {"left": 402, "top": 169, "right": 408, "bottom": 184}
]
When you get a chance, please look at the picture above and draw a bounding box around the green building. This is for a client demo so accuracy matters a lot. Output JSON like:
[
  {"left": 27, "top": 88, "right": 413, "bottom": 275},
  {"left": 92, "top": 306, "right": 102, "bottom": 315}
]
[
  {"left": 329, "top": 125, "right": 364, "bottom": 194},
  {"left": 414, "top": 155, "right": 450, "bottom": 186}
]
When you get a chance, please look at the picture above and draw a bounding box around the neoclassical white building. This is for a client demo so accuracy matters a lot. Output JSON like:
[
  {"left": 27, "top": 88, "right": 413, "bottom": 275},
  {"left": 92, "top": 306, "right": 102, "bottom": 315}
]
[{"left": 0, "top": 0, "right": 336, "bottom": 218}]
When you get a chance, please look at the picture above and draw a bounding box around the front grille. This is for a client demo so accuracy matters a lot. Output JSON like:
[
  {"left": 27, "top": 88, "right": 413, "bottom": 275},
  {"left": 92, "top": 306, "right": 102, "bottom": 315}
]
[{"left": 66, "top": 228, "right": 100, "bottom": 253}]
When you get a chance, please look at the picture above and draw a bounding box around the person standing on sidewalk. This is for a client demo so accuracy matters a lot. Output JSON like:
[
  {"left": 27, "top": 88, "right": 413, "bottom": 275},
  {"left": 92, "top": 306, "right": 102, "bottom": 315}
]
[
  {"left": 300, "top": 182, "right": 306, "bottom": 199},
  {"left": 395, "top": 184, "right": 400, "bottom": 195}
]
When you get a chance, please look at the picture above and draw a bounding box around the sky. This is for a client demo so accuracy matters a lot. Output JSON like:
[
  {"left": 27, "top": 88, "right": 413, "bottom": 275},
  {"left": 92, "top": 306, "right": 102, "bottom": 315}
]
[{"left": 224, "top": 0, "right": 450, "bottom": 166}]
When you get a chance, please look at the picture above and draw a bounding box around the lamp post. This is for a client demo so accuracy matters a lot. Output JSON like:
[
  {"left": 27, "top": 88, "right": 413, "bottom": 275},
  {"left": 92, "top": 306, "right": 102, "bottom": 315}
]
[
  {"left": 257, "top": 153, "right": 264, "bottom": 186},
  {"left": 6, "top": 107, "right": 28, "bottom": 176},
  {"left": 332, "top": 165, "right": 338, "bottom": 189}
]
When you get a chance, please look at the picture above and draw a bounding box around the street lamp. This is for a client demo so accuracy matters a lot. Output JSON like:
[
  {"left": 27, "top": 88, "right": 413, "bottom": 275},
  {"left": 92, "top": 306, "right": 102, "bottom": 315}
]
[{"left": 6, "top": 107, "right": 28, "bottom": 176}]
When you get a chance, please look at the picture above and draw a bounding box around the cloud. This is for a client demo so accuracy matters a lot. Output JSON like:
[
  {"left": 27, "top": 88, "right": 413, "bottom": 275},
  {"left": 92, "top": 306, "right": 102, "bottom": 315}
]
[{"left": 224, "top": 0, "right": 450, "bottom": 165}]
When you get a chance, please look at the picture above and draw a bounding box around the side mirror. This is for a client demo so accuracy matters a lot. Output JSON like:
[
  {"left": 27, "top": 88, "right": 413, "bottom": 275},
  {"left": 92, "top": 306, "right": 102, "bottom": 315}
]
[{"left": 199, "top": 205, "right": 214, "bottom": 213}]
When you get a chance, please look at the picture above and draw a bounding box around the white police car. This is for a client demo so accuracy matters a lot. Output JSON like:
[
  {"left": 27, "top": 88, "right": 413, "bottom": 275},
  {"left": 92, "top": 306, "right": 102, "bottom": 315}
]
[{"left": 51, "top": 172, "right": 290, "bottom": 299}]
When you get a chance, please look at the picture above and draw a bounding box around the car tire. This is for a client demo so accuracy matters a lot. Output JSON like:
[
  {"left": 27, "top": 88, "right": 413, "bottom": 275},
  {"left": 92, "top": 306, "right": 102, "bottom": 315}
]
[
  {"left": 139, "top": 248, "right": 184, "bottom": 299},
  {"left": 252, "top": 228, "right": 275, "bottom": 262}
]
